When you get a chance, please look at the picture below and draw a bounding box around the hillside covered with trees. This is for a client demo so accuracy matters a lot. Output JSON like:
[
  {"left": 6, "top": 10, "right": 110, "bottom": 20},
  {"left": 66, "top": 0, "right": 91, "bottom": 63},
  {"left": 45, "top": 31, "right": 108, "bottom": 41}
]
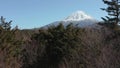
[
  {"left": 0, "top": 0, "right": 120, "bottom": 68},
  {"left": 0, "top": 16, "right": 120, "bottom": 68}
]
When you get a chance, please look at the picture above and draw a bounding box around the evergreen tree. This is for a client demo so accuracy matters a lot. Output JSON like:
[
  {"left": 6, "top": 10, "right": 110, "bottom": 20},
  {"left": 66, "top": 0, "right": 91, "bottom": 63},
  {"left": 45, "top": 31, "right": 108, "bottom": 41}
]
[
  {"left": 101, "top": 0, "right": 120, "bottom": 26},
  {"left": 0, "top": 16, "right": 12, "bottom": 30},
  {"left": 31, "top": 23, "right": 83, "bottom": 68},
  {"left": 0, "top": 16, "right": 22, "bottom": 68}
]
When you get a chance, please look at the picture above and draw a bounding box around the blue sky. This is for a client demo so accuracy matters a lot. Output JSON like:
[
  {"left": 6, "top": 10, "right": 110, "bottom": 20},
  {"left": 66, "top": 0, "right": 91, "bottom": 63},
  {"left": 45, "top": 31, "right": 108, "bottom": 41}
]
[{"left": 0, "top": 0, "right": 107, "bottom": 29}]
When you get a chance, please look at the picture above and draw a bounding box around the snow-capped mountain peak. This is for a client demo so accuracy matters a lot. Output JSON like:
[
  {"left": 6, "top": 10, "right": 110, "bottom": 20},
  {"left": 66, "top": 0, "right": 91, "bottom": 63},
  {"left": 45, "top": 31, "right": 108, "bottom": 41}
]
[
  {"left": 42, "top": 10, "right": 98, "bottom": 29},
  {"left": 63, "top": 11, "right": 93, "bottom": 21}
]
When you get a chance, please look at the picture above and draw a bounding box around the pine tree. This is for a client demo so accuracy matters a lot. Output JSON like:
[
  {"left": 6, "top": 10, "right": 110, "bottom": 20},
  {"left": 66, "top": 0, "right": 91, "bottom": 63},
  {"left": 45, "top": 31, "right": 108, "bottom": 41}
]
[
  {"left": 101, "top": 0, "right": 120, "bottom": 26},
  {"left": 0, "top": 16, "right": 12, "bottom": 30},
  {"left": 31, "top": 23, "right": 83, "bottom": 68},
  {"left": 0, "top": 16, "right": 22, "bottom": 68}
]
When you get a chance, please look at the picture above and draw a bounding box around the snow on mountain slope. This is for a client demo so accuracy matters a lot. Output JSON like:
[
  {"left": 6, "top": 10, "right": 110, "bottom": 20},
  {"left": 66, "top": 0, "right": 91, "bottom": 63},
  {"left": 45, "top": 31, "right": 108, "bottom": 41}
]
[
  {"left": 43, "top": 11, "right": 98, "bottom": 28},
  {"left": 63, "top": 11, "right": 93, "bottom": 21}
]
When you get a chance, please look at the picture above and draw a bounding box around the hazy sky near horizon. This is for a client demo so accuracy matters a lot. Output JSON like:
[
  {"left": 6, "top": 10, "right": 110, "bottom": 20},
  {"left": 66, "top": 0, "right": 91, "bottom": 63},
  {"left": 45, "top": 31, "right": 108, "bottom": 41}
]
[{"left": 0, "top": 0, "right": 107, "bottom": 29}]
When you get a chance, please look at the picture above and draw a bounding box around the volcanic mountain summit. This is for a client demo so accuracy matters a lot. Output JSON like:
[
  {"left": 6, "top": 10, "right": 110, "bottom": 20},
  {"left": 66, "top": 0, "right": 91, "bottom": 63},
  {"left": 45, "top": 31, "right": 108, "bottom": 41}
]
[
  {"left": 63, "top": 11, "right": 93, "bottom": 21},
  {"left": 43, "top": 11, "right": 98, "bottom": 28}
]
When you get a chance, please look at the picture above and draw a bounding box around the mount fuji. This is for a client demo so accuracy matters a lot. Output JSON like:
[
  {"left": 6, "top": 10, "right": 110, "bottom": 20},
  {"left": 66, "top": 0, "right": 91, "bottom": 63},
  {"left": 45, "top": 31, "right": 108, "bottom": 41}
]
[{"left": 43, "top": 11, "right": 98, "bottom": 28}]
